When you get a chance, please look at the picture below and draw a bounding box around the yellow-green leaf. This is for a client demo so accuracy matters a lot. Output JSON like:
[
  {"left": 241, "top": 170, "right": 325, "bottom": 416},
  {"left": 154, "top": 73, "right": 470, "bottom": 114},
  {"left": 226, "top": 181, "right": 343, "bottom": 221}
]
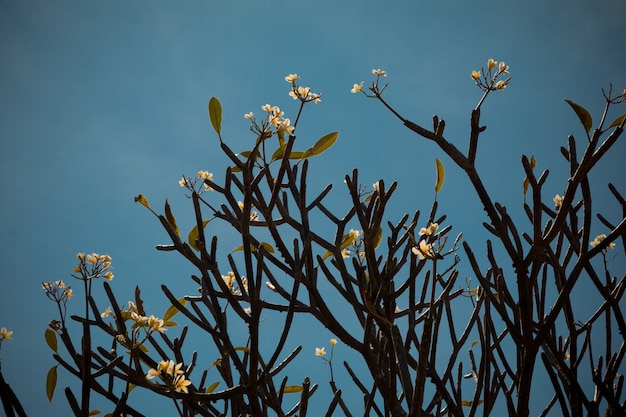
[
  {"left": 322, "top": 232, "right": 357, "bottom": 260},
  {"left": 260, "top": 242, "right": 275, "bottom": 254},
  {"left": 208, "top": 97, "right": 222, "bottom": 135},
  {"left": 235, "top": 346, "right": 250, "bottom": 353},
  {"left": 164, "top": 199, "right": 179, "bottom": 236},
  {"left": 303, "top": 131, "right": 339, "bottom": 158},
  {"left": 471, "top": 340, "right": 479, "bottom": 348},
  {"left": 162, "top": 320, "right": 179, "bottom": 327},
  {"left": 45, "top": 329, "right": 58, "bottom": 353},
  {"left": 134, "top": 194, "right": 150, "bottom": 209},
  {"left": 281, "top": 385, "right": 304, "bottom": 394},
  {"left": 205, "top": 381, "right": 220, "bottom": 394},
  {"left": 523, "top": 155, "right": 536, "bottom": 197},
  {"left": 565, "top": 99, "right": 593, "bottom": 133},
  {"left": 435, "top": 158, "right": 445, "bottom": 193},
  {"left": 46, "top": 365, "right": 58, "bottom": 402},
  {"left": 609, "top": 113, "right": 626, "bottom": 128},
  {"left": 188, "top": 220, "right": 210, "bottom": 251},
  {"left": 163, "top": 298, "right": 187, "bottom": 321},
  {"left": 89, "top": 410, "right": 102, "bottom": 416},
  {"left": 461, "top": 399, "right": 484, "bottom": 407}
]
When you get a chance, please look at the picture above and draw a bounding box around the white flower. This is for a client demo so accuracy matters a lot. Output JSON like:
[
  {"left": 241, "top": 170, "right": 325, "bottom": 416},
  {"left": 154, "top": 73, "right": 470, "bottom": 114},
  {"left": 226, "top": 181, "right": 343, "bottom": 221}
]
[
  {"left": 351, "top": 82, "right": 364, "bottom": 93},
  {"left": 315, "top": 347, "right": 326, "bottom": 356},
  {"left": 372, "top": 68, "right": 387, "bottom": 77},
  {"left": 284, "top": 73, "right": 299, "bottom": 83}
]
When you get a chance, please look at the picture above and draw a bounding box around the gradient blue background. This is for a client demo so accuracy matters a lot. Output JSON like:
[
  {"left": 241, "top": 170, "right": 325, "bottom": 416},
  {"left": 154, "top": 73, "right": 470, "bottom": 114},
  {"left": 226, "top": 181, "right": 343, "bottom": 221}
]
[{"left": 1, "top": 1, "right": 625, "bottom": 415}]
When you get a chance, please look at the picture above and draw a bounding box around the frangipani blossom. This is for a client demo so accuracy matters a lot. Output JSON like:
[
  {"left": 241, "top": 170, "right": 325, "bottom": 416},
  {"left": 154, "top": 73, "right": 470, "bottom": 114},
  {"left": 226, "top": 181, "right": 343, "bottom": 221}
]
[
  {"left": 284, "top": 73, "right": 299, "bottom": 83},
  {"left": 372, "top": 68, "right": 387, "bottom": 77},
  {"left": 351, "top": 82, "right": 364, "bottom": 93},
  {"left": 418, "top": 222, "right": 439, "bottom": 237},
  {"left": 412, "top": 240, "right": 436, "bottom": 260},
  {"left": 0, "top": 327, "right": 13, "bottom": 340},
  {"left": 174, "top": 375, "right": 192, "bottom": 393},
  {"left": 315, "top": 347, "right": 326, "bottom": 356}
]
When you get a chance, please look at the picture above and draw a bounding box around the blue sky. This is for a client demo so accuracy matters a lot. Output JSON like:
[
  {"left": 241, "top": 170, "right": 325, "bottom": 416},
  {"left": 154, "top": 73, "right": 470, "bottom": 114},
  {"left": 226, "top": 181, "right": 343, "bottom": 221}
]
[{"left": 1, "top": 1, "right": 625, "bottom": 415}]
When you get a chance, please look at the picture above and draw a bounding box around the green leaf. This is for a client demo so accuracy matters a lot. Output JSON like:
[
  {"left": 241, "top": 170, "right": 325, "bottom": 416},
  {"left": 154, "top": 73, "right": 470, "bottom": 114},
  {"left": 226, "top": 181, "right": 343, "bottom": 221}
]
[
  {"left": 44, "top": 329, "right": 58, "bottom": 353},
  {"left": 46, "top": 365, "right": 58, "bottom": 402},
  {"left": 281, "top": 385, "right": 304, "bottom": 394},
  {"left": 188, "top": 220, "right": 210, "bottom": 251},
  {"left": 259, "top": 242, "right": 275, "bottom": 253},
  {"left": 435, "top": 158, "right": 445, "bottom": 193},
  {"left": 163, "top": 298, "right": 187, "bottom": 321},
  {"left": 164, "top": 199, "right": 179, "bottom": 236},
  {"left": 565, "top": 99, "right": 593, "bottom": 133},
  {"left": 322, "top": 232, "right": 357, "bottom": 260},
  {"left": 303, "top": 131, "right": 339, "bottom": 158},
  {"left": 205, "top": 381, "right": 220, "bottom": 394},
  {"left": 208, "top": 97, "right": 222, "bottom": 135},
  {"left": 609, "top": 113, "right": 626, "bottom": 128},
  {"left": 471, "top": 340, "right": 479, "bottom": 348}
]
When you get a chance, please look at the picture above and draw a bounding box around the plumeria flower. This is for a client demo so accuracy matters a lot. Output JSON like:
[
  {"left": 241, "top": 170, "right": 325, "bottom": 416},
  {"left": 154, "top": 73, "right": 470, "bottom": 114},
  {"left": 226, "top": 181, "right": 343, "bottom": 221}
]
[
  {"left": 495, "top": 80, "right": 507, "bottom": 90},
  {"left": 330, "top": 338, "right": 337, "bottom": 346},
  {"left": 341, "top": 248, "right": 350, "bottom": 259},
  {"left": 244, "top": 112, "right": 254, "bottom": 119},
  {"left": 284, "top": 73, "right": 299, "bottom": 83},
  {"left": 487, "top": 58, "right": 498, "bottom": 70},
  {"left": 553, "top": 194, "right": 563, "bottom": 210},
  {"left": 351, "top": 82, "right": 364, "bottom": 93},
  {"left": 372, "top": 68, "right": 387, "bottom": 77},
  {"left": 147, "top": 315, "right": 166, "bottom": 333},
  {"left": 315, "top": 347, "right": 326, "bottom": 357},
  {"left": 498, "top": 61, "right": 509, "bottom": 74},
  {"left": 412, "top": 240, "right": 436, "bottom": 260},
  {"left": 198, "top": 171, "right": 213, "bottom": 180},
  {"left": 178, "top": 177, "right": 187, "bottom": 187},
  {"left": 101, "top": 307, "right": 113, "bottom": 318},
  {"left": 0, "top": 327, "right": 13, "bottom": 340},
  {"left": 590, "top": 234, "right": 615, "bottom": 249},
  {"left": 174, "top": 374, "right": 192, "bottom": 393},
  {"left": 419, "top": 222, "right": 439, "bottom": 237},
  {"left": 471, "top": 70, "right": 481, "bottom": 81}
]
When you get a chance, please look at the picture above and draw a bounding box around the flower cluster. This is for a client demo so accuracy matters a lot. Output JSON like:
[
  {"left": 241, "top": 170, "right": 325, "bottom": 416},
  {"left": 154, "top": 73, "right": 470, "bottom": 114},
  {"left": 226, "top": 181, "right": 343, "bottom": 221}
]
[
  {"left": 315, "top": 338, "right": 337, "bottom": 358},
  {"left": 73, "top": 252, "right": 113, "bottom": 281},
  {"left": 351, "top": 68, "right": 387, "bottom": 94},
  {"left": 553, "top": 194, "right": 563, "bottom": 210},
  {"left": 221, "top": 271, "right": 248, "bottom": 296},
  {"left": 471, "top": 58, "right": 511, "bottom": 92},
  {"left": 341, "top": 229, "right": 362, "bottom": 259},
  {"left": 237, "top": 201, "right": 259, "bottom": 221},
  {"left": 590, "top": 234, "right": 616, "bottom": 250},
  {"left": 244, "top": 104, "right": 295, "bottom": 139},
  {"left": 179, "top": 170, "right": 215, "bottom": 193},
  {"left": 146, "top": 359, "right": 192, "bottom": 394},
  {"left": 285, "top": 73, "right": 322, "bottom": 103},
  {"left": 412, "top": 222, "right": 440, "bottom": 260},
  {"left": 42, "top": 280, "right": 73, "bottom": 303}
]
